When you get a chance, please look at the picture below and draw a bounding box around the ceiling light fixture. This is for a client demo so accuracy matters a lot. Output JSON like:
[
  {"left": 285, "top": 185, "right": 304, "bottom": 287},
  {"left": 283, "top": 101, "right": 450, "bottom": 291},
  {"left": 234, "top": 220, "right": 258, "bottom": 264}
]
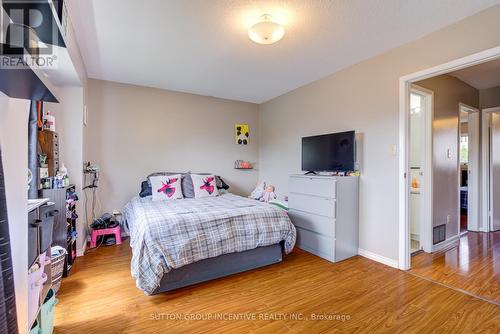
[{"left": 248, "top": 14, "right": 285, "bottom": 45}]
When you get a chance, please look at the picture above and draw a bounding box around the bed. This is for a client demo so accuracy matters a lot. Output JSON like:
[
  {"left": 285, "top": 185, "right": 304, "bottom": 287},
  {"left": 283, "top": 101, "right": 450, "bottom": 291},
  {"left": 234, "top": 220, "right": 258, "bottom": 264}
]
[{"left": 123, "top": 193, "right": 296, "bottom": 295}]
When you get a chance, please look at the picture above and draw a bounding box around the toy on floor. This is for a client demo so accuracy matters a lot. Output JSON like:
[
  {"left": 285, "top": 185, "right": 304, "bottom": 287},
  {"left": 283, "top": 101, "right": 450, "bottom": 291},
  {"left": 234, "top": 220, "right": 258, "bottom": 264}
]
[
  {"left": 260, "top": 185, "right": 277, "bottom": 203},
  {"left": 249, "top": 181, "right": 266, "bottom": 200}
]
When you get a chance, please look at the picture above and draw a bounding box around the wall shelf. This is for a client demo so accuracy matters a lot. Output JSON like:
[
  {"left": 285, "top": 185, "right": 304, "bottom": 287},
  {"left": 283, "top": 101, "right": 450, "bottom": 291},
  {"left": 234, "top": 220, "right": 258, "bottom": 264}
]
[{"left": 0, "top": 47, "right": 58, "bottom": 102}]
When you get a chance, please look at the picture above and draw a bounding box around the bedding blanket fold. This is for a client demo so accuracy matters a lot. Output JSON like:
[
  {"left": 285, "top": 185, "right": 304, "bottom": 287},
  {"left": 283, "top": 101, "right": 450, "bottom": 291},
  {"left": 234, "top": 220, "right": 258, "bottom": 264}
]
[{"left": 123, "top": 193, "right": 296, "bottom": 295}]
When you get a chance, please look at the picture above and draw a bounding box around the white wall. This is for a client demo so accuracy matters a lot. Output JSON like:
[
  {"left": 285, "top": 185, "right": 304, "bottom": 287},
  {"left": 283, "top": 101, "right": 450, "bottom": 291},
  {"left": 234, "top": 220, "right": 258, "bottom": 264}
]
[
  {"left": 258, "top": 5, "right": 500, "bottom": 262},
  {"left": 85, "top": 79, "right": 260, "bottom": 215},
  {"left": 0, "top": 94, "right": 30, "bottom": 333},
  {"left": 45, "top": 87, "right": 86, "bottom": 254}
]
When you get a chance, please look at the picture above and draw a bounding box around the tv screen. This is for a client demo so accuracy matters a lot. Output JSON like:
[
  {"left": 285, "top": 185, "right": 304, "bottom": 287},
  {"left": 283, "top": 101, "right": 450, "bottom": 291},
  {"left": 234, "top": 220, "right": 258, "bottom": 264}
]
[{"left": 302, "top": 131, "right": 355, "bottom": 172}]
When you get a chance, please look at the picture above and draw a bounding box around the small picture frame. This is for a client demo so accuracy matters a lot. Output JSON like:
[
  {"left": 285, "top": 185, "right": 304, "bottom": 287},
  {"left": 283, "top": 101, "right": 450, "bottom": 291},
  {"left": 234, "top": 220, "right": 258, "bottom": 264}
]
[{"left": 235, "top": 124, "right": 249, "bottom": 145}]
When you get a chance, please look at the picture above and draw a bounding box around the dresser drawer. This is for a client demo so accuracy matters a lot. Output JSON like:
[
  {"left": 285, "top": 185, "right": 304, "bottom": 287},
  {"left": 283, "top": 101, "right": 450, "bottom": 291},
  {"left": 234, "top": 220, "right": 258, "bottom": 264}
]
[
  {"left": 289, "top": 176, "right": 336, "bottom": 198},
  {"left": 289, "top": 193, "right": 336, "bottom": 218},
  {"left": 296, "top": 227, "right": 335, "bottom": 262},
  {"left": 289, "top": 209, "right": 335, "bottom": 237}
]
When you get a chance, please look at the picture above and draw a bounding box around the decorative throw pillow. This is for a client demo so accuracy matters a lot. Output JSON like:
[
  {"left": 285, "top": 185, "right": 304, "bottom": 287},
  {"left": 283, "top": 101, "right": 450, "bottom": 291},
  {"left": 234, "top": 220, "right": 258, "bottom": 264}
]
[
  {"left": 150, "top": 174, "right": 183, "bottom": 201},
  {"left": 147, "top": 172, "right": 183, "bottom": 187},
  {"left": 184, "top": 173, "right": 229, "bottom": 198},
  {"left": 190, "top": 174, "right": 219, "bottom": 198}
]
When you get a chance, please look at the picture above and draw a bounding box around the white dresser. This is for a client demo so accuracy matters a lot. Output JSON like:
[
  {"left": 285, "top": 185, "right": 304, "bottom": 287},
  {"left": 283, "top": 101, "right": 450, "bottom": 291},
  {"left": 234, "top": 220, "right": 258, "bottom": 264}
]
[{"left": 288, "top": 174, "right": 359, "bottom": 262}]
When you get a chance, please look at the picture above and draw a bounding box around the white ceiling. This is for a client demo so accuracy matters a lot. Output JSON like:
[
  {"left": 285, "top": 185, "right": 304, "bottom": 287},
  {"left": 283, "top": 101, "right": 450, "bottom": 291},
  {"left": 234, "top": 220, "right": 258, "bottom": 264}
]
[
  {"left": 67, "top": 0, "right": 500, "bottom": 103},
  {"left": 450, "top": 58, "right": 500, "bottom": 90}
]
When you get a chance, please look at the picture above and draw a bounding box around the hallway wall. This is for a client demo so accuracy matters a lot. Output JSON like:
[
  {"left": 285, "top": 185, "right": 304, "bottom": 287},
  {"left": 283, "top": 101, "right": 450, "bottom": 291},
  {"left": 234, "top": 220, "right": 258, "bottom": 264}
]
[
  {"left": 416, "top": 75, "right": 479, "bottom": 240},
  {"left": 480, "top": 85, "right": 500, "bottom": 109}
]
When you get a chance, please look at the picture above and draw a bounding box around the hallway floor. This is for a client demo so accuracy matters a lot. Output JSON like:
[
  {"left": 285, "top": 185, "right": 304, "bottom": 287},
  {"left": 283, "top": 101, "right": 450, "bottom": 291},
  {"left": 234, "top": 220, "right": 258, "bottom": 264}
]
[{"left": 410, "top": 231, "right": 500, "bottom": 304}]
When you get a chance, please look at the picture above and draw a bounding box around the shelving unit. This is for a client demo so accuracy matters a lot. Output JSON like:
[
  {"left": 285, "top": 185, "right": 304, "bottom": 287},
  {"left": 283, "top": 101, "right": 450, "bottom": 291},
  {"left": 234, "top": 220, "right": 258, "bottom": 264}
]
[
  {"left": 65, "top": 187, "right": 78, "bottom": 275},
  {"left": 39, "top": 184, "right": 78, "bottom": 277}
]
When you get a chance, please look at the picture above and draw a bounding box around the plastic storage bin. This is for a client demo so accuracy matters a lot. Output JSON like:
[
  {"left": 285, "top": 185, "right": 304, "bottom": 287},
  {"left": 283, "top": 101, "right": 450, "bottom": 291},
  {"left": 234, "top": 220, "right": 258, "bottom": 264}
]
[
  {"left": 50, "top": 246, "right": 66, "bottom": 294},
  {"left": 28, "top": 263, "right": 47, "bottom": 327},
  {"left": 40, "top": 288, "right": 57, "bottom": 334},
  {"left": 29, "top": 319, "right": 40, "bottom": 334},
  {"left": 28, "top": 210, "right": 38, "bottom": 267}
]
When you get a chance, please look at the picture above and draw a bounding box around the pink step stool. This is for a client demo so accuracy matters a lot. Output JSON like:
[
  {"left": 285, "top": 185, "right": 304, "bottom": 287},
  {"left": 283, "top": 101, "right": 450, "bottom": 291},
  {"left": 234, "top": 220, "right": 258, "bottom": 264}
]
[{"left": 90, "top": 226, "right": 122, "bottom": 248}]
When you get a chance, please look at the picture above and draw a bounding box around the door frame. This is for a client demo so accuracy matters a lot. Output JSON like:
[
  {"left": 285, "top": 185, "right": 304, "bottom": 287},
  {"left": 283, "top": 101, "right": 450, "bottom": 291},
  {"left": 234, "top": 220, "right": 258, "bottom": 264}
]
[
  {"left": 409, "top": 85, "right": 433, "bottom": 253},
  {"left": 482, "top": 107, "right": 500, "bottom": 232},
  {"left": 398, "top": 46, "right": 500, "bottom": 270},
  {"left": 458, "top": 103, "right": 480, "bottom": 233}
]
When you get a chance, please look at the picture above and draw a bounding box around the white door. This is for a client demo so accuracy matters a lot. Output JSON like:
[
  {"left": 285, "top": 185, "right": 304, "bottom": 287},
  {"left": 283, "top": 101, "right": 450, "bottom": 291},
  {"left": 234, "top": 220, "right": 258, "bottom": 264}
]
[
  {"left": 409, "top": 86, "right": 433, "bottom": 253},
  {"left": 467, "top": 111, "right": 480, "bottom": 230},
  {"left": 491, "top": 112, "right": 500, "bottom": 231}
]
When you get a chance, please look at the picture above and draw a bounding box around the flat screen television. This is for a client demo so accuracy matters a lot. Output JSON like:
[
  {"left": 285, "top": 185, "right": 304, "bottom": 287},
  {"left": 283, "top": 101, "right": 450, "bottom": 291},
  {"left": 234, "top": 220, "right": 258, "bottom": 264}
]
[{"left": 301, "top": 131, "right": 355, "bottom": 172}]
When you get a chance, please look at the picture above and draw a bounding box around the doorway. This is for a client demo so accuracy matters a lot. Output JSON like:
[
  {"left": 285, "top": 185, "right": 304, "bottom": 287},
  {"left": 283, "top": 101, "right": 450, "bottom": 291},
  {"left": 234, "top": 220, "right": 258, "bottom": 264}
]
[
  {"left": 482, "top": 107, "right": 500, "bottom": 233},
  {"left": 409, "top": 86, "right": 432, "bottom": 254},
  {"left": 398, "top": 46, "right": 500, "bottom": 271},
  {"left": 399, "top": 48, "right": 500, "bottom": 304},
  {"left": 458, "top": 104, "right": 480, "bottom": 233}
]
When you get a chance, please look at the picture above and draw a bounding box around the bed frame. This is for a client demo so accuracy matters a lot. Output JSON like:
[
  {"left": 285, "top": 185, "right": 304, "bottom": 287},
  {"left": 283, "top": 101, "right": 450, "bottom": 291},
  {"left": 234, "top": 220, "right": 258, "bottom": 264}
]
[{"left": 151, "top": 243, "right": 283, "bottom": 294}]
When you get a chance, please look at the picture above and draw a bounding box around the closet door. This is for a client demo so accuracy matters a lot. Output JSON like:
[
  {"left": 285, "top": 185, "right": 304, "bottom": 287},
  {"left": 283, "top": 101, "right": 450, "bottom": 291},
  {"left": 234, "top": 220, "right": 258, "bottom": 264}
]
[{"left": 0, "top": 149, "right": 18, "bottom": 333}]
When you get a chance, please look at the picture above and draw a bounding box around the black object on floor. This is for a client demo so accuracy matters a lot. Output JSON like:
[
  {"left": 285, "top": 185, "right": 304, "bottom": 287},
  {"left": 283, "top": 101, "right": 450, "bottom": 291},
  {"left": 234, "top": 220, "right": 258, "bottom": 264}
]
[{"left": 96, "top": 235, "right": 117, "bottom": 246}]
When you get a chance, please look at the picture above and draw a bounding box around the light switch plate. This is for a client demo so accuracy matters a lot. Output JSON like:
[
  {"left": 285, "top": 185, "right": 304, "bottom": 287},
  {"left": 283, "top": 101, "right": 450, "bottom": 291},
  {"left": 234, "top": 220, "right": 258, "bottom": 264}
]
[
  {"left": 390, "top": 144, "right": 397, "bottom": 156},
  {"left": 83, "top": 105, "right": 88, "bottom": 126}
]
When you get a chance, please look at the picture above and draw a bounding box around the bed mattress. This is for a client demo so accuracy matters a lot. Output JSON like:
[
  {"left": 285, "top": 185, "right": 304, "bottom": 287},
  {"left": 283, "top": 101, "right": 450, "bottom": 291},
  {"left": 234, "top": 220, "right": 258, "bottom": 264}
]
[{"left": 123, "top": 193, "right": 296, "bottom": 295}]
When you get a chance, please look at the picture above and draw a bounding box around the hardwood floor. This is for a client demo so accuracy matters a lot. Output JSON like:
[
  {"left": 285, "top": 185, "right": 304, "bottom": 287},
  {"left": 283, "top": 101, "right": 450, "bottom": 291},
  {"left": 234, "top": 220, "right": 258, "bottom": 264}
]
[
  {"left": 410, "top": 231, "right": 500, "bottom": 304},
  {"left": 460, "top": 214, "right": 467, "bottom": 232},
  {"left": 54, "top": 240, "right": 500, "bottom": 334}
]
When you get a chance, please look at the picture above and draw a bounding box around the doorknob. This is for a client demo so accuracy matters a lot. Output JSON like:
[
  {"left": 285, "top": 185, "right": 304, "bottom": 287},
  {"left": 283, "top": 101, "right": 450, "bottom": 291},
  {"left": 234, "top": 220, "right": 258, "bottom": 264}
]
[{"left": 31, "top": 219, "right": 42, "bottom": 227}]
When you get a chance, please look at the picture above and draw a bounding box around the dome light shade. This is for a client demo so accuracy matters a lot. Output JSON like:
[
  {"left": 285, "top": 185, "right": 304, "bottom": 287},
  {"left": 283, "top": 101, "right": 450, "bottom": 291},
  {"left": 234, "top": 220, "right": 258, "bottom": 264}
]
[{"left": 248, "top": 14, "right": 285, "bottom": 45}]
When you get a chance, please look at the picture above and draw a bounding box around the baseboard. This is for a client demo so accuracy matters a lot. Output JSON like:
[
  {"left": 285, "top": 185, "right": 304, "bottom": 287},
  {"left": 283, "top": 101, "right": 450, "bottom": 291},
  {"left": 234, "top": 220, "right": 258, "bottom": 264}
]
[
  {"left": 431, "top": 234, "right": 460, "bottom": 253},
  {"left": 358, "top": 248, "right": 399, "bottom": 269}
]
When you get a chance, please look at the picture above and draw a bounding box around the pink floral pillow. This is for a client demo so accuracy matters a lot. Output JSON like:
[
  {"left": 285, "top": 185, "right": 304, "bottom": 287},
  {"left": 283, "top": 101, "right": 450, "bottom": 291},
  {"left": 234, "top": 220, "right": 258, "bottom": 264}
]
[
  {"left": 150, "top": 174, "right": 183, "bottom": 201},
  {"left": 190, "top": 174, "right": 219, "bottom": 198}
]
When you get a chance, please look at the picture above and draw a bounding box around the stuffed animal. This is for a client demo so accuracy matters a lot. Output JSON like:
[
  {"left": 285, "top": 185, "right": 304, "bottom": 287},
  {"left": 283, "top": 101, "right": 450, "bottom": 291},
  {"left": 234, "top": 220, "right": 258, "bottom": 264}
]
[
  {"left": 249, "top": 181, "right": 266, "bottom": 200},
  {"left": 260, "top": 185, "right": 277, "bottom": 203}
]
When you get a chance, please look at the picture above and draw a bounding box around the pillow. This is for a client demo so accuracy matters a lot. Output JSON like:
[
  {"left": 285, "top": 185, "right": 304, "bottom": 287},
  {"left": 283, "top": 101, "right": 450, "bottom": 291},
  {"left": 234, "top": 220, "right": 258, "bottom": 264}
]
[
  {"left": 184, "top": 173, "right": 229, "bottom": 198},
  {"left": 183, "top": 173, "right": 195, "bottom": 198},
  {"left": 190, "top": 174, "right": 219, "bottom": 198},
  {"left": 147, "top": 172, "right": 183, "bottom": 187},
  {"left": 217, "top": 176, "right": 230, "bottom": 190},
  {"left": 139, "top": 181, "right": 152, "bottom": 198},
  {"left": 150, "top": 174, "right": 184, "bottom": 201}
]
